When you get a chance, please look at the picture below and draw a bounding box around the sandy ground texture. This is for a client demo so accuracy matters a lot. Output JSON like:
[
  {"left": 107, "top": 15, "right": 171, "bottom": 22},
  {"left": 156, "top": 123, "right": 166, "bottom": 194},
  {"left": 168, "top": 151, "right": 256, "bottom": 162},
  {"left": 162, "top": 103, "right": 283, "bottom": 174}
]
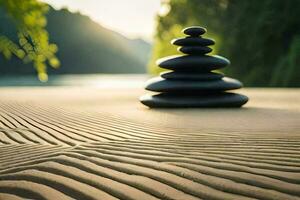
[{"left": 0, "top": 87, "right": 299, "bottom": 200}]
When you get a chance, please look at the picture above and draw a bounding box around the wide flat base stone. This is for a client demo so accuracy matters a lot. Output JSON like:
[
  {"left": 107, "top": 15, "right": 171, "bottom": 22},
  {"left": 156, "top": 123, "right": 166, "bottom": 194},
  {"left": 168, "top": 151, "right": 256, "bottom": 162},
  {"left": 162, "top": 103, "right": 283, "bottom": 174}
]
[{"left": 140, "top": 93, "right": 249, "bottom": 108}]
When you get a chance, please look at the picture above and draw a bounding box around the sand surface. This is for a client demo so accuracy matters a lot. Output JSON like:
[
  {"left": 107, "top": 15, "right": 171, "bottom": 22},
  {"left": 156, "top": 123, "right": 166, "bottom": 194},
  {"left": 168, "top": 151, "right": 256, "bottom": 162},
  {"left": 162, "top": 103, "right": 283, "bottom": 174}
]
[{"left": 0, "top": 87, "right": 299, "bottom": 200}]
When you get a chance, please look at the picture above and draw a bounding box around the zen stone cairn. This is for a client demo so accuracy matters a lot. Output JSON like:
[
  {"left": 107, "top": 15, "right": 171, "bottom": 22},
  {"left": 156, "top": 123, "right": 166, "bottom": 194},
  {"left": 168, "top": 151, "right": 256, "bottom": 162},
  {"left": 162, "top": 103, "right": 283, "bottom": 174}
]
[{"left": 140, "top": 26, "right": 248, "bottom": 108}]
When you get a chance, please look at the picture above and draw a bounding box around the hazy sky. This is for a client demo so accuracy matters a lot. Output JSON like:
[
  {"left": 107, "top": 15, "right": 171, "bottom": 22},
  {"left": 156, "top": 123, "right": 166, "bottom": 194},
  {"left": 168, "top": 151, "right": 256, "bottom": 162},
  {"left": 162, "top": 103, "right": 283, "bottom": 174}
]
[{"left": 41, "top": 0, "right": 162, "bottom": 41}]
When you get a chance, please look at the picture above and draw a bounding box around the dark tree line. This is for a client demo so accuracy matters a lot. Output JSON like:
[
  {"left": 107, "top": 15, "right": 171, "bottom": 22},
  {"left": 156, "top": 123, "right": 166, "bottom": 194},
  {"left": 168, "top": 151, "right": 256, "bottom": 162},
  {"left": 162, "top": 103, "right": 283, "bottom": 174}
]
[{"left": 150, "top": 0, "right": 300, "bottom": 87}]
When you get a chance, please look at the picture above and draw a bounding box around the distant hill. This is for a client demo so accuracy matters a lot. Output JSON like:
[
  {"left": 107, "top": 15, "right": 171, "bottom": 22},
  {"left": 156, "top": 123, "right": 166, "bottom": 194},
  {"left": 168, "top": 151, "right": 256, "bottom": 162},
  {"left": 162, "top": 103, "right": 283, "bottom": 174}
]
[{"left": 0, "top": 7, "right": 152, "bottom": 75}]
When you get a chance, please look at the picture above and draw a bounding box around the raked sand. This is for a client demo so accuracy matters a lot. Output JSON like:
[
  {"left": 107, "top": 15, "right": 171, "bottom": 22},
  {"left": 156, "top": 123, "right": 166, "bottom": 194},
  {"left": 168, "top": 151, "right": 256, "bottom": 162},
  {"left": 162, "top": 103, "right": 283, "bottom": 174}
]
[{"left": 0, "top": 87, "right": 299, "bottom": 200}]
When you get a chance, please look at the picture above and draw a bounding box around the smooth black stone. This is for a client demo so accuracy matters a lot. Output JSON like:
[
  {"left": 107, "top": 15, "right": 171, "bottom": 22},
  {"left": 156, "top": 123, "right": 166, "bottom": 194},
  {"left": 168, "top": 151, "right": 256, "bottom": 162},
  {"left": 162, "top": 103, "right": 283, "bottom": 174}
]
[
  {"left": 160, "top": 71, "right": 224, "bottom": 81},
  {"left": 140, "top": 93, "right": 249, "bottom": 108},
  {"left": 182, "top": 26, "right": 206, "bottom": 37},
  {"left": 145, "top": 77, "right": 242, "bottom": 92},
  {"left": 157, "top": 55, "right": 230, "bottom": 71},
  {"left": 172, "top": 37, "right": 215, "bottom": 46},
  {"left": 178, "top": 46, "right": 212, "bottom": 55}
]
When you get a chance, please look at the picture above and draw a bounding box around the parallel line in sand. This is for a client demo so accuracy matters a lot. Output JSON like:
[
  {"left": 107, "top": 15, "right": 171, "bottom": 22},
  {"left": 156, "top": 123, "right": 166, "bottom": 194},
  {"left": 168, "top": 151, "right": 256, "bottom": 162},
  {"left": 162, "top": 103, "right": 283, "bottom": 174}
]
[
  {"left": 86, "top": 137, "right": 300, "bottom": 147},
  {"left": 0, "top": 146, "right": 298, "bottom": 199},
  {"left": 97, "top": 140, "right": 300, "bottom": 150},
  {"left": 1, "top": 105, "right": 91, "bottom": 145},
  {"left": 0, "top": 130, "right": 27, "bottom": 144},
  {"left": 0, "top": 132, "right": 17, "bottom": 144},
  {"left": 2, "top": 142, "right": 300, "bottom": 188},
  {"left": 89, "top": 109, "right": 243, "bottom": 136},
  {"left": 0, "top": 155, "right": 255, "bottom": 200},
  {"left": 0, "top": 157, "right": 201, "bottom": 200},
  {"left": 0, "top": 114, "right": 19, "bottom": 129},
  {"left": 35, "top": 154, "right": 300, "bottom": 199},
  {"left": 7, "top": 103, "right": 298, "bottom": 142},
  {"left": 9, "top": 102, "right": 168, "bottom": 141},
  {"left": 75, "top": 146, "right": 300, "bottom": 179},
  {"left": 166, "top": 161, "right": 300, "bottom": 197},
  {"left": 0, "top": 170, "right": 119, "bottom": 200},
  {"left": 77, "top": 145, "right": 300, "bottom": 171},
  {"left": 10, "top": 103, "right": 124, "bottom": 141},
  {"left": 64, "top": 152, "right": 298, "bottom": 200},
  {"left": 1, "top": 101, "right": 296, "bottom": 138},
  {"left": 0, "top": 145, "right": 69, "bottom": 160},
  {"left": 0, "top": 113, "right": 36, "bottom": 144},
  {"left": 16, "top": 105, "right": 131, "bottom": 141},
  {"left": 24, "top": 164, "right": 161, "bottom": 200},
  {"left": 0, "top": 180, "right": 73, "bottom": 200},
  {"left": 80, "top": 140, "right": 300, "bottom": 162},
  {"left": 0, "top": 108, "right": 69, "bottom": 145},
  {"left": 89, "top": 138, "right": 300, "bottom": 145},
  {"left": 0, "top": 143, "right": 64, "bottom": 154},
  {"left": 42, "top": 104, "right": 239, "bottom": 138},
  {"left": 50, "top": 105, "right": 188, "bottom": 135},
  {"left": 97, "top": 142, "right": 300, "bottom": 156},
  {"left": 71, "top": 149, "right": 300, "bottom": 194},
  {"left": 89, "top": 110, "right": 291, "bottom": 137},
  {"left": 30, "top": 104, "right": 179, "bottom": 140},
  {"left": 0, "top": 192, "right": 24, "bottom": 200},
  {"left": 0, "top": 148, "right": 71, "bottom": 168},
  {"left": 0, "top": 144, "right": 33, "bottom": 152},
  {"left": 87, "top": 141, "right": 300, "bottom": 160}
]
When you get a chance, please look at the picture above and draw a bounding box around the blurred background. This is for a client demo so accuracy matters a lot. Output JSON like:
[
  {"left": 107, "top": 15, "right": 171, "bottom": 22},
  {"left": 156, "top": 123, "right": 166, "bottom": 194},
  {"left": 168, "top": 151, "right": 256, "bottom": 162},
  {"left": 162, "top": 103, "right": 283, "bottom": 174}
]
[{"left": 0, "top": 0, "right": 299, "bottom": 87}]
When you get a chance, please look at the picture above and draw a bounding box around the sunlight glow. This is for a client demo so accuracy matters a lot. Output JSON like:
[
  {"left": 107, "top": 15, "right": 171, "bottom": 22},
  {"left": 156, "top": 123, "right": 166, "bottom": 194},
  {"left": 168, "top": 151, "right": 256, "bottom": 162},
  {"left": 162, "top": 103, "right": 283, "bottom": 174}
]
[{"left": 41, "top": 0, "right": 161, "bottom": 41}]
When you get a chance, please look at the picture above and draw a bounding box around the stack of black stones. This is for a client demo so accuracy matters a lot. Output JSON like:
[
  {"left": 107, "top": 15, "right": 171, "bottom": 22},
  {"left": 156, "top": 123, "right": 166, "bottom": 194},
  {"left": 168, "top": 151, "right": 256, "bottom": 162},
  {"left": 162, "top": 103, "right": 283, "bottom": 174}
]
[{"left": 140, "top": 26, "right": 248, "bottom": 108}]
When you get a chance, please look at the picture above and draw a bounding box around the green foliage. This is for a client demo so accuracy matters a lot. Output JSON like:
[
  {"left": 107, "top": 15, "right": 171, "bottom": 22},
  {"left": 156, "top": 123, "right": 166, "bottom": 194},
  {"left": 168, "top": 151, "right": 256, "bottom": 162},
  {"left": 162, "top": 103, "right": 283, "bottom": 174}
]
[
  {"left": 150, "top": 0, "right": 300, "bottom": 87},
  {"left": 0, "top": 0, "right": 59, "bottom": 81}
]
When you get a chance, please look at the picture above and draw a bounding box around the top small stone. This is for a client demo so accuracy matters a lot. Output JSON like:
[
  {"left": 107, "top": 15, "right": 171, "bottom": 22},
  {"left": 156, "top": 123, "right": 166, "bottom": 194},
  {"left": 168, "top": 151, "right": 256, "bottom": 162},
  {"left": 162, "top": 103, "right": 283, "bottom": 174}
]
[{"left": 183, "top": 26, "right": 206, "bottom": 37}]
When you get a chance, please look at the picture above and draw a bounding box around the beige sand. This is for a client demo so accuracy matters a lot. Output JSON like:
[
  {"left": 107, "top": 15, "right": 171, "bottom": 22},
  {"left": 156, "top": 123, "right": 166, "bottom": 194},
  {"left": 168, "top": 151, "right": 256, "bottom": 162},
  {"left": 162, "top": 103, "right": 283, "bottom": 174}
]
[{"left": 0, "top": 88, "right": 299, "bottom": 200}]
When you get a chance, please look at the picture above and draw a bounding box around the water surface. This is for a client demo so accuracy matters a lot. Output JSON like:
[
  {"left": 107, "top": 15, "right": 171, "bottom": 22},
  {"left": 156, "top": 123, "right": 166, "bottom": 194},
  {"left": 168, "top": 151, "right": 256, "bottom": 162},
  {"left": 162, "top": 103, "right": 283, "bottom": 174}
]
[{"left": 0, "top": 74, "right": 147, "bottom": 88}]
